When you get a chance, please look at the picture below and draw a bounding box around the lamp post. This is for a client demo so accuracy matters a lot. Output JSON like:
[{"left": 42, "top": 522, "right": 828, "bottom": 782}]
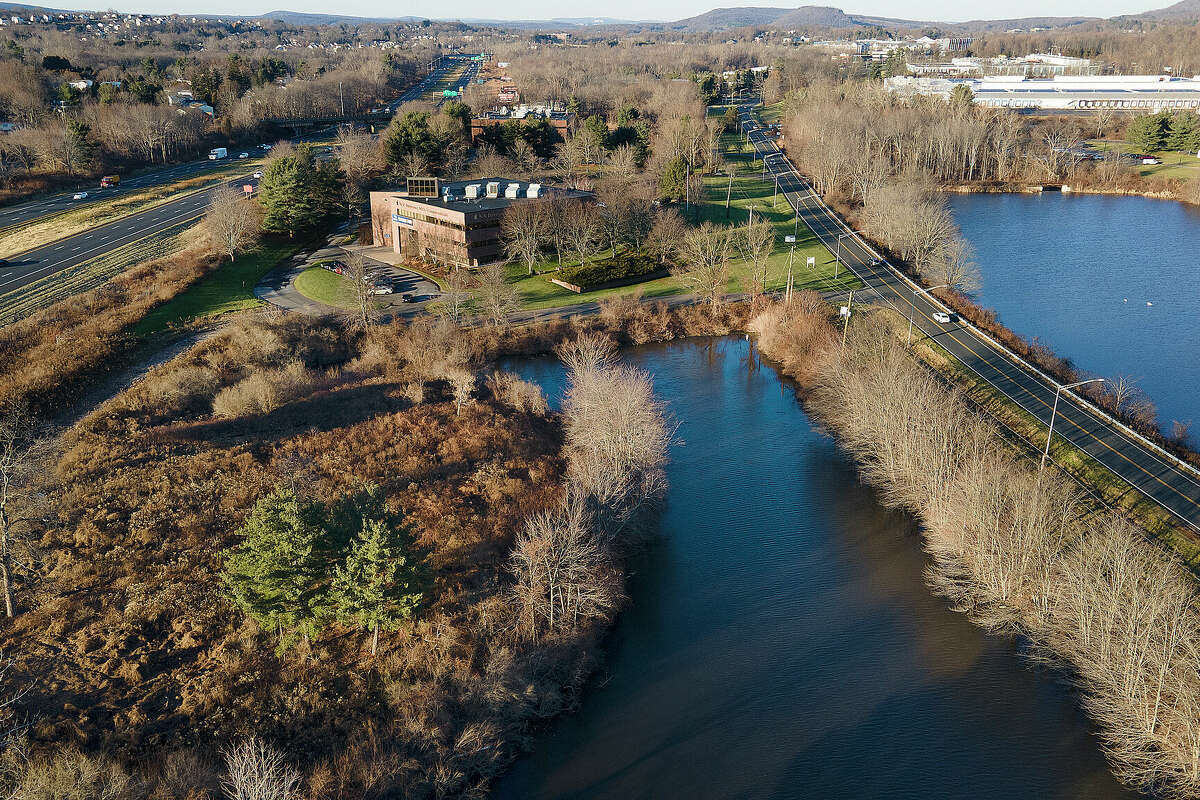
[
  {"left": 1041, "top": 378, "right": 1107, "bottom": 473},
  {"left": 907, "top": 283, "right": 950, "bottom": 346}
]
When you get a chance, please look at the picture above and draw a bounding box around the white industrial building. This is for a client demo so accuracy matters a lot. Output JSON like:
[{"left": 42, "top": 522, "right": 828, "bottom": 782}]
[{"left": 885, "top": 74, "right": 1200, "bottom": 111}]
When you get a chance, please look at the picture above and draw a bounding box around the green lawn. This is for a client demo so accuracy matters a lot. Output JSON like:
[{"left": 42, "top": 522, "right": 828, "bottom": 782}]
[
  {"left": 293, "top": 266, "right": 357, "bottom": 309},
  {"left": 132, "top": 240, "right": 300, "bottom": 336},
  {"left": 504, "top": 120, "right": 856, "bottom": 311},
  {"left": 1088, "top": 139, "right": 1200, "bottom": 179}
]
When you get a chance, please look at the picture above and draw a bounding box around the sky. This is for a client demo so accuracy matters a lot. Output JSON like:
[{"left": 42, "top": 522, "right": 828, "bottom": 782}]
[{"left": 38, "top": 0, "right": 1174, "bottom": 23}]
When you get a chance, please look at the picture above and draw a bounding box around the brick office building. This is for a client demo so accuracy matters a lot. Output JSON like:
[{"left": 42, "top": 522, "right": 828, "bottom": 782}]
[{"left": 369, "top": 177, "right": 590, "bottom": 267}]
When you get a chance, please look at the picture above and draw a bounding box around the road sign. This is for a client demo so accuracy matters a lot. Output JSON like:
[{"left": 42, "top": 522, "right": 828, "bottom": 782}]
[
  {"left": 242, "top": 184, "right": 253, "bottom": 194},
  {"left": 784, "top": 235, "right": 796, "bottom": 243},
  {"left": 806, "top": 256, "right": 816, "bottom": 268},
  {"left": 839, "top": 306, "right": 852, "bottom": 319}
]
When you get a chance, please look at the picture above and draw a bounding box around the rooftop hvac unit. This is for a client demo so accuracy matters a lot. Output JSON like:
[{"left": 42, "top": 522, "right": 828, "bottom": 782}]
[
  {"left": 527, "top": 183, "right": 541, "bottom": 198},
  {"left": 464, "top": 183, "right": 481, "bottom": 199},
  {"left": 504, "top": 183, "right": 520, "bottom": 199},
  {"left": 486, "top": 181, "right": 500, "bottom": 198}
]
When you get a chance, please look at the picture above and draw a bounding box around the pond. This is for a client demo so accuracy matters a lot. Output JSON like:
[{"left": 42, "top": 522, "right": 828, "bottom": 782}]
[
  {"left": 948, "top": 191, "right": 1200, "bottom": 440},
  {"left": 493, "top": 337, "right": 1133, "bottom": 800}
]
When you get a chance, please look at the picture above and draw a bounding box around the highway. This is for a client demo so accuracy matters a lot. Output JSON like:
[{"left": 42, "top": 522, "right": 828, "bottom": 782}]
[
  {"left": 735, "top": 104, "right": 1200, "bottom": 534},
  {"left": 0, "top": 59, "right": 475, "bottom": 316}
]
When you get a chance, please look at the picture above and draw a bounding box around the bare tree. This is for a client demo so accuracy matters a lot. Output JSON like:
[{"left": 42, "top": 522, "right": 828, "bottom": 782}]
[
  {"left": 676, "top": 221, "right": 731, "bottom": 307},
  {"left": 0, "top": 403, "right": 51, "bottom": 619},
  {"left": 431, "top": 268, "right": 473, "bottom": 323},
  {"left": 473, "top": 262, "right": 520, "bottom": 326},
  {"left": 221, "top": 738, "right": 301, "bottom": 800},
  {"left": 561, "top": 201, "right": 603, "bottom": 266},
  {"left": 646, "top": 207, "right": 686, "bottom": 265},
  {"left": 341, "top": 249, "right": 377, "bottom": 330},
  {"left": 501, "top": 202, "right": 548, "bottom": 276},
  {"left": 509, "top": 497, "right": 621, "bottom": 639},
  {"left": 740, "top": 219, "right": 776, "bottom": 298},
  {"left": 205, "top": 184, "right": 263, "bottom": 263}
]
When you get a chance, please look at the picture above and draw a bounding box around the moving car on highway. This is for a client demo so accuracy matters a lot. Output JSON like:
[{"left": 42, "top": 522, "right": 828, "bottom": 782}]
[
  {"left": 72, "top": 191, "right": 88, "bottom": 200},
  {"left": 932, "top": 311, "right": 960, "bottom": 324}
]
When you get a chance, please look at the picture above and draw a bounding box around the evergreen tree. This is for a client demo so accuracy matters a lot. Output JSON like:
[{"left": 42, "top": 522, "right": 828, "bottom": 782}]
[
  {"left": 222, "top": 489, "right": 332, "bottom": 647},
  {"left": 382, "top": 111, "right": 442, "bottom": 171},
  {"left": 332, "top": 518, "right": 423, "bottom": 655},
  {"left": 659, "top": 155, "right": 688, "bottom": 202},
  {"left": 1167, "top": 111, "right": 1200, "bottom": 153},
  {"left": 1126, "top": 113, "right": 1169, "bottom": 153},
  {"left": 66, "top": 118, "right": 96, "bottom": 172},
  {"left": 950, "top": 83, "right": 974, "bottom": 108},
  {"left": 258, "top": 145, "right": 343, "bottom": 237},
  {"left": 583, "top": 115, "right": 610, "bottom": 150}
]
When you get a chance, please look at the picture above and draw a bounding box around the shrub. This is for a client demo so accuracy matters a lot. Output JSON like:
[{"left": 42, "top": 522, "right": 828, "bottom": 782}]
[{"left": 555, "top": 252, "right": 662, "bottom": 289}]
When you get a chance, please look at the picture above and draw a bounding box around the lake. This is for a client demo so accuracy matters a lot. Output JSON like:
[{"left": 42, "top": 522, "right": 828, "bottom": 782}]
[
  {"left": 948, "top": 191, "right": 1200, "bottom": 439},
  {"left": 493, "top": 337, "right": 1133, "bottom": 800}
]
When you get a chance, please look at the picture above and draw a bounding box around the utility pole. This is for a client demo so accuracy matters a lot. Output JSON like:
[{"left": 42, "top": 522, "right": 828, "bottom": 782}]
[
  {"left": 684, "top": 160, "right": 690, "bottom": 219},
  {"left": 773, "top": 174, "right": 779, "bottom": 208},
  {"left": 841, "top": 290, "right": 854, "bottom": 352},
  {"left": 339, "top": 80, "right": 344, "bottom": 117},
  {"left": 725, "top": 168, "right": 733, "bottom": 218},
  {"left": 786, "top": 245, "right": 795, "bottom": 302}
]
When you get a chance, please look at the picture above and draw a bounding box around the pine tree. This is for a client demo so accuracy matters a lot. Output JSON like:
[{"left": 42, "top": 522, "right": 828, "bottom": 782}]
[
  {"left": 258, "top": 146, "right": 342, "bottom": 237},
  {"left": 222, "top": 489, "right": 331, "bottom": 647},
  {"left": 1126, "top": 113, "right": 1169, "bottom": 154},
  {"left": 1167, "top": 111, "right": 1200, "bottom": 153},
  {"left": 659, "top": 155, "right": 688, "bottom": 202},
  {"left": 332, "top": 518, "right": 422, "bottom": 656}
]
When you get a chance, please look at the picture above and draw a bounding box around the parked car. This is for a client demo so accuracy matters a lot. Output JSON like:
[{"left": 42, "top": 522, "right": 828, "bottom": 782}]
[
  {"left": 320, "top": 260, "right": 345, "bottom": 275},
  {"left": 1142, "top": 156, "right": 1161, "bottom": 165},
  {"left": 371, "top": 281, "right": 394, "bottom": 295},
  {"left": 252, "top": 171, "right": 263, "bottom": 179},
  {"left": 932, "top": 311, "right": 960, "bottom": 324},
  {"left": 72, "top": 191, "right": 88, "bottom": 200}
]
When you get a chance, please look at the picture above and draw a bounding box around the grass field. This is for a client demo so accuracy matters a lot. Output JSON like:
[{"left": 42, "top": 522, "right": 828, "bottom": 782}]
[
  {"left": 293, "top": 266, "right": 357, "bottom": 309},
  {"left": 0, "top": 159, "right": 266, "bottom": 259},
  {"left": 132, "top": 240, "right": 300, "bottom": 336},
  {"left": 0, "top": 226, "right": 188, "bottom": 327},
  {"left": 1088, "top": 139, "right": 1200, "bottom": 179},
  {"left": 504, "top": 117, "right": 856, "bottom": 311}
]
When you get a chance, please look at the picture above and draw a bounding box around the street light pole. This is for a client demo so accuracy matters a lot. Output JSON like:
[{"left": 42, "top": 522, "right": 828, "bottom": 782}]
[
  {"left": 834, "top": 233, "right": 848, "bottom": 280},
  {"left": 1040, "top": 378, "right": 1107, "bottom": 473},
  {"left": 907, "top": 283, "right": 950, "bottom": 346}
]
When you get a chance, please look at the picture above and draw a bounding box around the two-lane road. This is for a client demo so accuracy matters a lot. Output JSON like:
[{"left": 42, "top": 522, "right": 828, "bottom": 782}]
[{"left": 736, "top": 104, "right": 1200, "bottom": 533}]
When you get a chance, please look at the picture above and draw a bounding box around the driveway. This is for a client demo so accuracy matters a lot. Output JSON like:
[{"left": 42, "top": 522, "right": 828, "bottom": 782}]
[{"left": 255, "top": 235, "right": 441, "bottom": 319}]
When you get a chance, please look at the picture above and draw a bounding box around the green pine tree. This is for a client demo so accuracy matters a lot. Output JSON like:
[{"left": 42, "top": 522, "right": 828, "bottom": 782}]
[
  {"left": 1126, "top": 113, "right": 1169, "bottom": 154},
  {"left": 258, "top": 145, "right": 341, "bottom": 237},
  {"left": 659, "top": 155, "right": 688, "bottom": 203},
  {"left": 1167, "top": 111, "right": 1200, "bottom": 153},
  {"left": 332, "top": 517, "right": 423, "bottom": 655},
  {"left": 222, "top": 489, "right": 331, "bottom": 648}
]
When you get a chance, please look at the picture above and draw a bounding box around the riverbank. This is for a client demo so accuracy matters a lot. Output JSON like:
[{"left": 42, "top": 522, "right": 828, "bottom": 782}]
[
  {"left": 942, "top": 180, "right": 1191, "bottom": 205},
  {"left": 752, "top": 297, "right": 1200, "bottom": 799}
]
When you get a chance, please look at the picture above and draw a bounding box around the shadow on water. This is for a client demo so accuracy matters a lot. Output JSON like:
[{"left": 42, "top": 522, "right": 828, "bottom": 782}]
[{"left": 494, "top": 336, "right": 1135, "bottom": 800}]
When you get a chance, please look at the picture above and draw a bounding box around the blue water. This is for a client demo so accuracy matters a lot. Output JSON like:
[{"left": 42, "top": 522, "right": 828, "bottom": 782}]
[
  {"left": 493, "top": 337, "right": 1132, "bottom": 800},
  {"left": 948, "top": 191, "right": 1200, "bottom": 437}
]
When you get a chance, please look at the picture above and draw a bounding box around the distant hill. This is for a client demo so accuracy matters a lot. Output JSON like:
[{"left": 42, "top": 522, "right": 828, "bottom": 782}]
[
  {"left": 1125, "top": 0, "right": 1200, "bottom": 19},
  {"left": 666, "top": 5, "right": 1097, "bottom": 33}
]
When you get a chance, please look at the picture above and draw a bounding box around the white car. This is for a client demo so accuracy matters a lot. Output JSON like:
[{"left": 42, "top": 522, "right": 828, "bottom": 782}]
[
  {"left": 252, "top": 171, "right": 263, "bottom": 179},
  {"left": 371, "top": 282, "right": 394, "bottom": 295},
  {"left": 932, "top": 311, "right": 958, "bottom": 324},
  {"left": 238, "top": 152, "right": 249, "bottom": 159},
  {"left": 72, "top": 191, "right": 88, "bottom": 200}
]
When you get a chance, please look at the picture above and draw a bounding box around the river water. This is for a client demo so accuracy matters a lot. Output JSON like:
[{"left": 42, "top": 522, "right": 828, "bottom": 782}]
[
  {"left": 947, "top": 191, "right": 1200, "bottom": 439},
  {"left": 493, "top": 337, "right": 1133, "bottom": 800}
]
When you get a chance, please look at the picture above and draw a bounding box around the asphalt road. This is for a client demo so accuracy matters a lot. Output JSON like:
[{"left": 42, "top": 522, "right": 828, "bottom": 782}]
[
  {"left": 0, "top": 173, "right": 259, "bottom": 303},
  {"left": 0, "top": 61, "right": 473, "bottom": 314},
  {"left": 736, "top": 104, "right": 1200, "bottom": 533}
]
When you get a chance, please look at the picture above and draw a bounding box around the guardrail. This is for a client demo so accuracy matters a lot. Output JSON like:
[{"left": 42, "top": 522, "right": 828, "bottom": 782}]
[{"left": 740, "top": 105, "right": 1200, "bottom": 498}]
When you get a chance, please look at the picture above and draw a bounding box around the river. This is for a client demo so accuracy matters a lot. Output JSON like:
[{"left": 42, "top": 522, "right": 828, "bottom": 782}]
[
  {"left": 493, "top": 337, "right": 1133, "bottom": 800},
  {"left": 947, "top": 191, "right": 1200, "bottom": 440}
]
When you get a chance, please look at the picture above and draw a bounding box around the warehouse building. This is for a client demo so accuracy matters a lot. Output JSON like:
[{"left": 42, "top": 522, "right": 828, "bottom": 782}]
[
  {"left": 885, "top": 74, "right": 1200, "bottom": 111},
  {"left": 369, "top": 177, "right": 591, "bottom": 267}
]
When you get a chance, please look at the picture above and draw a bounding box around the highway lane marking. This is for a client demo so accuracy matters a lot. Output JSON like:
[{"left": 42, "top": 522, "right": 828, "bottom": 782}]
[
  {"left": 0, "top": 206, "right": 205, "bottom": 290},
  {"left": 741, "top": 110, "right": 1200, "bottom": 519},
  {"left": 783, "top": 160, "right": 1200, "bottom": 521}
]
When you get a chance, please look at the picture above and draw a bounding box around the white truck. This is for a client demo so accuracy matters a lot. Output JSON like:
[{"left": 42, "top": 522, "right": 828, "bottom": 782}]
[{"left": 208, "top": 147, "right": 228, "bottom": 160}]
